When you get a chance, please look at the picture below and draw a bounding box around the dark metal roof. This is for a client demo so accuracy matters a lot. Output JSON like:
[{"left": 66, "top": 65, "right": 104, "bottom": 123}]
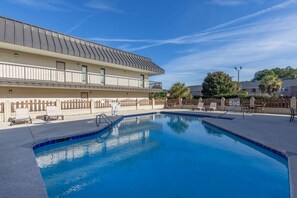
[{"left": 0, "top": 16, "right": 164, "bottom": 74}]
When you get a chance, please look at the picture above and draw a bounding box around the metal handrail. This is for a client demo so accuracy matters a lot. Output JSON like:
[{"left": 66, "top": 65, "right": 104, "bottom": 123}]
[
  {"left": 0, "top": 62, "right": 162, "bottom": 90},
  {"left": 216, "top": 105, "right": 245, "bottom": 119},
  {"left": 96, "top": 113, "right": 113, "bottom": 129}
]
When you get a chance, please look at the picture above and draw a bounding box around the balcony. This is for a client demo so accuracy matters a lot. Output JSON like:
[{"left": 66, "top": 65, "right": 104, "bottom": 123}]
[{"left": 0, "top": 62, "right": 162, "bottom": 92}]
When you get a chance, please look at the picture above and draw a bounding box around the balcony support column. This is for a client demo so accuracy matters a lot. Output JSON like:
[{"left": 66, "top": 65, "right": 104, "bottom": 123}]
[{"left": 152, "top": 98, "right": 155, "bottom": 109}]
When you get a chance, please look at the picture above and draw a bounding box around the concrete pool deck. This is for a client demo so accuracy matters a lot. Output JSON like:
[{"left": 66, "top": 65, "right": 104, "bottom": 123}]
[{"left": 0, "top": 109, "right": 296, "bottom": 198}]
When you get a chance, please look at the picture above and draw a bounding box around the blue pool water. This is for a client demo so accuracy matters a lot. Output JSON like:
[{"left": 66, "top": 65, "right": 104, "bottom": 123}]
[{"left": 34, "top": 114, "right": 290, "bottom": 198}]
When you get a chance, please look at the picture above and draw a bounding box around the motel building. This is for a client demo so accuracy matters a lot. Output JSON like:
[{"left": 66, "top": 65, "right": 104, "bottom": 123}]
[{"left": 0, "top": 16, "right": 164, "bottom": 121}]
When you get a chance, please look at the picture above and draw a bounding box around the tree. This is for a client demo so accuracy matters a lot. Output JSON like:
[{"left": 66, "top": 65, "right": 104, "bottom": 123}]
[
  {"left": 167, "top": 116, "right": 189, "bottom": 134},
  {"left": 169, "top": 82, "right": 190, "bottom": 99},
  {"left": 253, "top": 69, "right": 275, "bottom": 81},
  {"left": 259, "top": 74, "right": 282, "bottom": 94},
  {"left": 253, "top": 66, "right": 297, "bottom": 81},
  {"left": 271, "top": 66, "right": 297, "bottom": 79},
  {"left": 202, "top": 72, "right": 238, "bottom": 97},
  {"left": 150, "top": 89, "right": 167, "bottom": 99}
]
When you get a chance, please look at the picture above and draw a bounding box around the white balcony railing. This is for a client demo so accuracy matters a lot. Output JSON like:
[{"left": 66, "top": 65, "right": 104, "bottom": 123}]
[{"left": 0, "top": 63, "right": 162, "bottom": 90}]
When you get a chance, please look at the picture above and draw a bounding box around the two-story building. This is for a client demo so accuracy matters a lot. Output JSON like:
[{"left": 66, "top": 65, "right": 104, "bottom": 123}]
[{"left": 0, "top": 16, "right": 164, "bottom": 102}]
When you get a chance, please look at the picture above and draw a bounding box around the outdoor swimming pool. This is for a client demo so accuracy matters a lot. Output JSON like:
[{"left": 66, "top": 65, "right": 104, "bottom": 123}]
[{"left": 34, "top": 114, "right": 290, "bottom": 198}]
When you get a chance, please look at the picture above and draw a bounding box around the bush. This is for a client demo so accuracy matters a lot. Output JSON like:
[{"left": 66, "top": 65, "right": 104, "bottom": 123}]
[{"left": 213, "top": 92, "right": 249, "bottom": 99}]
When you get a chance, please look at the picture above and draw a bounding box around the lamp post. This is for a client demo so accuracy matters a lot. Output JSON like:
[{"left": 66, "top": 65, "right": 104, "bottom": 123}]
[{"left": 234, "top": 66, "right": 242, "bottom": 83}]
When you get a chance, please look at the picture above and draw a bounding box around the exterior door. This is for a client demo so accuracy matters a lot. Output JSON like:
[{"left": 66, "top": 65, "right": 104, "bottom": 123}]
[
  {"left": 140, "top": 74, "right": 145, "bottom": 88},
  {"left": 82, "top": 65, "right": 88, "bottom": 83},
  {"left": 56, "top": 61, "right": 65, "bottom": 82},
  {"left": 100, "top": 68, "right": 105, "bottom": 85}
]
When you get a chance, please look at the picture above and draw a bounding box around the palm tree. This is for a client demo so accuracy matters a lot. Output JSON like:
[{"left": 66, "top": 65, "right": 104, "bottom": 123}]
[
  {"left": 169, "top": 82, "right": 191, "bottom": 99},
  {"left": 259, "top": 74, "right": 282, "bottom": 94}
]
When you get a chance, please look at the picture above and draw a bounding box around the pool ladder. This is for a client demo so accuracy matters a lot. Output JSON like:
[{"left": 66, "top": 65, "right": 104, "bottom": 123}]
[{"left": 96, "top": 113, "right": 113, "bottom": 130}]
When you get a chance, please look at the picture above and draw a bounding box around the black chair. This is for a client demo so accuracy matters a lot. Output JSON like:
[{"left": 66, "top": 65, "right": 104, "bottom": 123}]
[{"left": 290, "top": 107, "right": 295, "bottom": 122}]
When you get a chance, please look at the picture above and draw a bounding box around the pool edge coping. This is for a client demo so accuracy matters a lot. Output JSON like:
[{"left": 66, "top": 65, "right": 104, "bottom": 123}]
[
  {"left": 30, "top": 111, "right": 295, "bottom": 198},
  {"left": 201, "top": 118, "right": 296, "bottom": 198}
]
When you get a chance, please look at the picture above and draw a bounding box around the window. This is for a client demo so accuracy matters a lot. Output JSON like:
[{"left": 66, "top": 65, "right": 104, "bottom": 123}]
[
  {"left": 252, "top": 88, "right": 256, "bottom": 93},
  {"left": 81, "top": 92, "right": 88, "bottom": 100},
  {"left": 140, "top": 74, "right": 145, "bottom": 88},
  {"left": 82, "top": 65, "right": 87, "bottom": 83},
  {"left": 100, "top": 68, "right": 105, "bottom": 85}
]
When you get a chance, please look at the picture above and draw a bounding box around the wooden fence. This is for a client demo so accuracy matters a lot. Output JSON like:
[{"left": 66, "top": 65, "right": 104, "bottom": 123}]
[
  {"left": 181, "top": 98, "right": 221, "bottom": 106},
  {"left": 61, "top": 100, "right": 90, "bottom": 110},
  {"left": 11, "top": 100, "right": 56, "bottom": 113},
  {"left": 203, "top": 98, "right": 221, "bottom": 106},
  {"left": 255, "top": 98, "right": 290, "bottom": 108},
  {"left": 238, "top": 98, "right": 250, "bottom": 107},
  {"left": 139, "top": 99, "right": 152, "bottom": 106},
  {"left": 166, "top": 99, "right": 179, "bottom": 107},
  {"left": 182, "top": 99, "right": 199, "bottom": 105},
  {"left": 155, "top": 99, "right": 165, "bottom": 105},
  {"left": 168, "top": 97, "right": 293, "bottom": 109},
  {"left": 94, "top": 99, "right": 117, "bottom": 108},
  {"left": 120, "top": 99, "right": 137, "bottom": 107}
]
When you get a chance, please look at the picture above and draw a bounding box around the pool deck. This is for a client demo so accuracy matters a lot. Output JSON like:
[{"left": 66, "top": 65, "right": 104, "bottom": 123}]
[{"left": 0, "top": 109, "right": 296, "bottom": 198}]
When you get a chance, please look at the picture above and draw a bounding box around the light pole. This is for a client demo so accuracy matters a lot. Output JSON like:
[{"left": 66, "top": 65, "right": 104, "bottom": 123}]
[{"left": 234, "top": 66, "right": 242, "bottom": 83}]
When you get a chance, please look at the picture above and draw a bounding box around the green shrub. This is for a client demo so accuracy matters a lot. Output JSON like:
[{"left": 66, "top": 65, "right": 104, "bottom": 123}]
[{"left": 213, "top": 92, "right": 249, "bottom": 99}]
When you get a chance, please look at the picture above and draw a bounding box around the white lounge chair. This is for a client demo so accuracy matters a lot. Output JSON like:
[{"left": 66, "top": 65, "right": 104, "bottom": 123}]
[
  {"left": 44, "top": 106, "right": 64, "bottom": 121},
  {"left": 193, "top": 102, "right": 205, "bottom": 111},
  {"left": 208, "top": 102, "right": 217, "bottom": 111},
  {"left": 9, "top": 108, "right": 32, "bottom": 126}
]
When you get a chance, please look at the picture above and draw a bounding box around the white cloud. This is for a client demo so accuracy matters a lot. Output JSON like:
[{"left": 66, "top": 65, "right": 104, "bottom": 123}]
[
  {"left": 208, "top": 0, "right": 264, "bottom": 6},
  {"left": 87, "top": 0, "right": 297, "bottom": 52},
  {"left": 152, "top": 14, "right": 297, "bottom": 88},
  {"left": 7, "top": 0, "right": 82, "bottom": 11},
  {"left": 8, "top": 0, "right": 60, "bottom": 10},
  {"left": 85, "top": 0, "right": 124, "bottom": 13},
  {"left": 208, "top": 0, "right": 248, "bottom": 6},
  {"left": 66, "top": 15, "right": 94, "bottom": 34}
]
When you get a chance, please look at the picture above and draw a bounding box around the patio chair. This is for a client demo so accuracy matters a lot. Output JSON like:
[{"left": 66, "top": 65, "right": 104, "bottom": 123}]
[
  {"left": 255, "top": 102, "right": 266, "bottom": 114},
  {"left": 44, "top": 106, "right": 64, "bottom": 121},
  {"left": 9, "top": 108, "right": 32, "bottom": 126},
  {"left": 208, "top": 102, "right": 217, "bottom": 111},
  {"left": 290, "top": 107, "right": 295, "bottom": 122},
  {"left": 193, "top": 102, "right": 205, "bottom": 111},
  {"left": 111, "top": 102, "right": 121, "bottom": 116}
]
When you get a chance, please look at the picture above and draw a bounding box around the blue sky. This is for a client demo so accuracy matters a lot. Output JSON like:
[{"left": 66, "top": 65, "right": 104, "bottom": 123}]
[{"left": 1, "top": 0, "right": 297, "bottom": 88}]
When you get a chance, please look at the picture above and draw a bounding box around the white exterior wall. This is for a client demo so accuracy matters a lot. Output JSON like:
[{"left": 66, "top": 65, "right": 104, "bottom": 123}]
[
  {"left": 0, "top": 87, "right": 148, "bottom": 102},
  {"left": 0, "top": 48, "right": 149, "bottom": 87}
]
